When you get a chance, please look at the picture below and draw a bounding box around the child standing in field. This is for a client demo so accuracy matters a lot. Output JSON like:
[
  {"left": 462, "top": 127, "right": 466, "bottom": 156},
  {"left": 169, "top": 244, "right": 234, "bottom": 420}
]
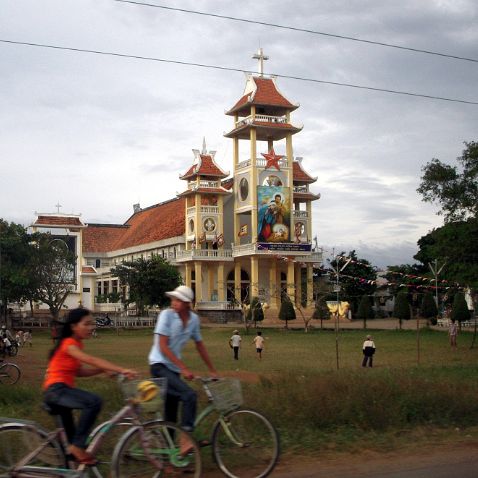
[
  {"left": 15, "top": 330, "right": 24, "bottom": 347},
  {"left": 362, "top": 335, "right": 376, "bottom": 367},
  {"left": 23, "top": 329, "right": 32, "bottom": 347},
  {"left": 253, "top": 331, "right": 265, "bottom": 360},
  {"left": 448, "top": 318, "right": 458, "bottom": 348},
  {"left": 229, "top": 330, "right": 241, "bottom": 360}
]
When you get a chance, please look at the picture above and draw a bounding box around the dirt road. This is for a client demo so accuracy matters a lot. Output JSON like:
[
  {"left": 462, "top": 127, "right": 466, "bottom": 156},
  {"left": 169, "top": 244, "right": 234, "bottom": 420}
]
[{"left": 271, "top": 442, "right": 478, "bottom": 477}]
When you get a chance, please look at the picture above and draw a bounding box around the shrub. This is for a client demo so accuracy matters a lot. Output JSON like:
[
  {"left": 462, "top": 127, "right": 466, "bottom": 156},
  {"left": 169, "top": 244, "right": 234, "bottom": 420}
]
[
  {"left": 419, "top": 292, "right": 438, "bottom": 323},
  {"left": 246, "top": 297, "right": 264, "bottom": 326},
  {"left": 451, "top": 292, "right": 471, "bottom": 323},
  {"left": 356, "top": 295, "right": 373, "bottom": 328},
  {"left": 393, "top": 291, "right": 411, "bottom": 329},
  {"left": 279, "top": 296, "right": 296, "bottom": 328}
]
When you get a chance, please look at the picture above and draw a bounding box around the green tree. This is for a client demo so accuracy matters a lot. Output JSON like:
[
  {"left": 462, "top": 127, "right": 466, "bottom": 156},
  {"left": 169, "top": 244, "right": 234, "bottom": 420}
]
[
  {"left": 451, "top": 292, "right": 471, "bottom": 327},
  {"left": 279, "top": 296, "right": 296, "bottom": 329},
  {"left": 29, "top": 234, "right": 77, "bottom": 321},
  {"left": 330, "top": 251, "right": 377, "bottom": 313},
  {"left": 312, "top": 296, "right": 330, "bottom": 330},
  {"left": 393, "top": 291, "right": 411, "bottom": 330},
  {"left": 246, "top": 297, "right": 264, "bottom": 328},
  {"left": 419, "top": 292, "right": 438, "bottom": 325},
  {"left": 417, "top": 141, "right": 478, "bottom": 222},
  {"left": 356, "top": 295, "right": 374, "bottom": 329},
  {"left": 414, "top": 218, "right": 478, "bottom": 290},
  {"left": 0, "top": 220, "right": 36, "bottom": 324},
  {"left": 111, "top": 256, "right": 181, "bottom": 315}
]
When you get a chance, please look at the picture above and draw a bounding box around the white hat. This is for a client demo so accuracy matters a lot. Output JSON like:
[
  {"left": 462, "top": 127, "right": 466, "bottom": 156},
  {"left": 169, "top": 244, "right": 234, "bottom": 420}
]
[{"left": 166, "top": 285, "right": 194, "bottom": 303}]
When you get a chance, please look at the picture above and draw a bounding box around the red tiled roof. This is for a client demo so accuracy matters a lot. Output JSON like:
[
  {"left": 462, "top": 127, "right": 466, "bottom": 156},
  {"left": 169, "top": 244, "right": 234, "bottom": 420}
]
[
  {"left": 34, "top": 215, "right": 85, "bottom": 227},
  {"left": 222, "top": 178, "right": 234, "bottom": 190},
  {"left": 180, "top": 154, "right": 228, "bottom": 180},
  {"left": 227, "top": 77, "right": 298, "bottom": 115},
  {"left": 82, "top": 266, "right": 97, "bottom": 274},
  {"left": 178, "top": 187, "right": 231, "bottom": 197},
  {"left": 115, "top": 198, "right": 186, "bottom": 250},
  {"left": 83, "top": 224, "right": 129, "bottom": 253},
  {"left": 293, "top": 161, "right": 317, "bottom": 183}
]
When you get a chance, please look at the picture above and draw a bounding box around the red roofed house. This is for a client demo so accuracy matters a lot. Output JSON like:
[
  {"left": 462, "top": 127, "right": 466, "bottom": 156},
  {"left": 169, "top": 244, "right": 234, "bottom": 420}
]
[{"left": 30, "top": 50, "right": 322, "bottom": 320}]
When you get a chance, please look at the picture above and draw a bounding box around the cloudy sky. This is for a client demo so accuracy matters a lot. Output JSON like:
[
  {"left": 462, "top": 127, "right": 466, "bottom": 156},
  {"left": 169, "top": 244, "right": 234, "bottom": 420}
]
[{"left": 1, "top": 0, "right": 477, "bottom": 268}]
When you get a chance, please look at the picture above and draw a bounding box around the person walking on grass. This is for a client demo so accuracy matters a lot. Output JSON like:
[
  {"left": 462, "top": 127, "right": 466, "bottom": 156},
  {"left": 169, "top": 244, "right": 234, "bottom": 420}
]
[
  {"left": 449, "top": 318, "right": 458, "bottom": 348},
  {"left": 362, "top": 334, "right": 376, "bottom": 367},
  {"left": 149, "top": 285, "right": 218, "bottom": 456},
  {"left": 229, "top": 330, "right": 242, "bottom": 360},
  {"left": 23, "top": 329, "right": 32, "bottom": 347},
  {"left": 253, "top": 331, "right": 265, "bottom": 360},
  {"left": 43, "top": 308, "right": 137, "bottom": 465}
]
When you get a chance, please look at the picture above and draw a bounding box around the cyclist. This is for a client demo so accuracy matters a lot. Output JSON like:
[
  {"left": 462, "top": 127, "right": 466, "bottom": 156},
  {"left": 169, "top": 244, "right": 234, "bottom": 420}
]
[
  {"left": 43, "top": 308, "right": 137, "bottom": 465},
  {"left": 149, "top": 285, "right": 218, "bottom": 455}
]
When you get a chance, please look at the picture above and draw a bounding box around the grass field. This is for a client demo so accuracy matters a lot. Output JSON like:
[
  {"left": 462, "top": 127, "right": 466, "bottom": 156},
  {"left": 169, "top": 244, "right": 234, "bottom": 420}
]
[{"left": 1, "top": 325, "right": 478, "bottom": 460}]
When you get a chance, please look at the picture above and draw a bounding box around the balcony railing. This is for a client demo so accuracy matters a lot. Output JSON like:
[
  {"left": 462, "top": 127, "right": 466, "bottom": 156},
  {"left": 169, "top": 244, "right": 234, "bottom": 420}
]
[
  {"left": 196, "top": 301, "right": 239, "bottom": 310},
  {"left": 187, "top": 180, "right": 221, "bottom": 190},
  {"left": 237, "top": 157, "right": 289, "bottom": 171},
  {"left": 187, "top": 206, "right": 219, "bottom": 215},
  {"left": 293, "top": 210, "right": 309, "bottom": 219},
  {"left": 235, "top": 114, "right": 288, "bottom": 128},
  {"left": 231, "top": 243, "right": 322, "bottom": 262},
  {"left": 293, "top": 185, "right": 309, "bottom": 193},
  {"left": 175, "top": 249, "right": 234, "bottom": 262}
]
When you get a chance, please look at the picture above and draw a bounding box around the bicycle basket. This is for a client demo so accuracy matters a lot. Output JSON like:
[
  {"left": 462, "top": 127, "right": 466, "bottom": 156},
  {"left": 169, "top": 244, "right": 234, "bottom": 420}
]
[
  {"left": 120, "top": 378, "right": 167, "bottom": 414},
  {"left": 208, "top": 378, "right": 243, "bottom": 413}
]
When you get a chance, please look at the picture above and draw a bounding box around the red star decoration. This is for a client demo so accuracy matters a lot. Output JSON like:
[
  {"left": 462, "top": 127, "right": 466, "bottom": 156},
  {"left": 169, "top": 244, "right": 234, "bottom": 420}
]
[{"left": 261, "top": 148, "right": 284, "bottom": 171}]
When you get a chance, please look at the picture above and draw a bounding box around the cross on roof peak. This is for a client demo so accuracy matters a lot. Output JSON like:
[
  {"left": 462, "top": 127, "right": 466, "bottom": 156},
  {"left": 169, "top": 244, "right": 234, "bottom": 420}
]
[
  {"left": 55, "top": 202, "right": 62, "bottom": 214},
  {"left": 252, "top": 48, "right": 269, "bottom": 76}
]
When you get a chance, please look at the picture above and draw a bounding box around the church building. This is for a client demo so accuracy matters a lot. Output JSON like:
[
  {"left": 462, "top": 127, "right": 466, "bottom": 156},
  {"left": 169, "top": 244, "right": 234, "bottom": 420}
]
[{"left": 31, "top": 50, "right": 322, "bottom": 321}]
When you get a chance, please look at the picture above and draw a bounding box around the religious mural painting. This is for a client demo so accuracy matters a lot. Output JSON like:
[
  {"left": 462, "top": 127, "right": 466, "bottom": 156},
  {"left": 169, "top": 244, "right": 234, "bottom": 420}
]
[{"left": 257, "top": 185, "right": 291, "bottom": 243}]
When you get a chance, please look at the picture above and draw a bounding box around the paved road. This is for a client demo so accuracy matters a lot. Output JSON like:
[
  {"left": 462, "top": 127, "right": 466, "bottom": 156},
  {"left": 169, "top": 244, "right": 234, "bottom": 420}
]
[{"left": 271, "top": 444, "right": 478, "bottom": 478}]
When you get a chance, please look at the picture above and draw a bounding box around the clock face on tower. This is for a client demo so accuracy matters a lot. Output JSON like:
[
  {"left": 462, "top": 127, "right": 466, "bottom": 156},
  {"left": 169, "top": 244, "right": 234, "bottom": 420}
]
[{"left": 203, "top": 217, "right": 216, "bottom": 232}]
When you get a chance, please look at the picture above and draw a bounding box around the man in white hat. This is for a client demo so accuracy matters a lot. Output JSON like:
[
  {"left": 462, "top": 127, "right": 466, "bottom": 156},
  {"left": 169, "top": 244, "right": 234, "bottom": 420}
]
[
  {"left": 229, "top": 329, "right": 242, "bottom": 360},
  {"left": 149, "top": 285, "right": 217, "bottom": 454}
]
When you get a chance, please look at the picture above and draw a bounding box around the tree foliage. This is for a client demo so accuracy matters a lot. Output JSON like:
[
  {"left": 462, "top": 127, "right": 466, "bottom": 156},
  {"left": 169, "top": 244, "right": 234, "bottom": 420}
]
[
  {"left": 278, "top": 296, "right": 296, "bottom": 328},
  {"left": 417, "top": 141, "right": 478, "bottom": 222},
  {"left": 393, "top": 291, "right": 411, "bottom": 329},
  {"left": 111, "top": 256, "right": 181, "bottom": 315},
  {"left": 246, "top": 297, "right": 264, "bottom": 326},
  {"left": 451, "top": 292, "right": 471, "bottom": 323},
  {"left": 329, "top": 250, "right": 377, "bottom": 313},
  {"left": 357, "top": 295, "right": 374, "bottom": 329},
  {"left": 29, "top": 235, "right": 77, "bottom": 320},
  {"left": 414, "top": 218, "right": 478, "bottom": 290},
  {"left": 419, "top": 292, "right": 438, "bottom": 324}
]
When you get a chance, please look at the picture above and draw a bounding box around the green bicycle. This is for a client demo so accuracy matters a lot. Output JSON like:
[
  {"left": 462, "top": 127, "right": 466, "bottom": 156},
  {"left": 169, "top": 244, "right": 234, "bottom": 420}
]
[{"left": 89, "top": 377, "right": 280, "bottom": 478}]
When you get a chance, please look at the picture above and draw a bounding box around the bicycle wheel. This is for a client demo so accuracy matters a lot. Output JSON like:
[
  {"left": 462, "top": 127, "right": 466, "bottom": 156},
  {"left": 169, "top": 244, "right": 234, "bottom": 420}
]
[
  {"left": 0, "top": 422, "right": 66, "bottom": 476},
  {"left": 112, "top": 420, "right": 201, "bottom": 478},
  {"left": 0, "top": 363, "right": 20, "bottom": 385},
  {"left": 89, "top": 419, "right": 134, "bottom": 478},
  {"left": 212, "top": 409, "right": 280, "bottom": 478}
]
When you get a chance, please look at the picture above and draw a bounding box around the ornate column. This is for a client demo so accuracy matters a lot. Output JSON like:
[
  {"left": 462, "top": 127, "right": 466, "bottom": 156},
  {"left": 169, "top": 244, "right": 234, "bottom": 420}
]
[
  {"left": 287, "top": 259, "right": 295, "bottom": 304},
  {"left": 251, "top": 256, "right": 259, "bottom": 298},
  {"left": 234, "top": 261, "right": 241, "bottom": 304},
  {"left": 307, "top": 264, "right": 314, "bottom": 307},
  {"left": 218, "top": 263, "right": 225, "bottom": 301},
  {"left": 185, "top": 263, "right": 192, "bottom": 288},
  {"left": 295, "top": 264, "right": 302, "bottom": 307},
  {"left": 194, "top": 262, "right": 203, "bottom": 303},
  {"left": 208, "top": 265, "right": 214, "bottom": 301},
  {"left": 269, "top": 259, "right": 278, "bottom": 309}
]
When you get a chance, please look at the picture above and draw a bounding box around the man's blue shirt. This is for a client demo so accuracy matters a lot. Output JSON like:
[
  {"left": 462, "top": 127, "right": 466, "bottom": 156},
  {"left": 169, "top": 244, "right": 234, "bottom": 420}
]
[{"left": 148, "top": 308, "right": 202, "bottom": 372}]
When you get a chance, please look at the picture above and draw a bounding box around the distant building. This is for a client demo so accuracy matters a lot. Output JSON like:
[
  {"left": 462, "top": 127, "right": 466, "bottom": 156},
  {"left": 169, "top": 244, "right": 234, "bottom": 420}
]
[{"left": 30, "top": 50, "right": 322, "bottom": 321}]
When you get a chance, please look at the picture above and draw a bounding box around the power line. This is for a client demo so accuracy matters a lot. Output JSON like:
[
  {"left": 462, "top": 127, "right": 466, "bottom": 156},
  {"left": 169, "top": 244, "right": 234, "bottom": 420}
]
[
  {"left": 113, "top": 0, "right": 478, "bottom": 64},
  {"left": 1, "top": 39, "right": 477, "bottom": 105}
]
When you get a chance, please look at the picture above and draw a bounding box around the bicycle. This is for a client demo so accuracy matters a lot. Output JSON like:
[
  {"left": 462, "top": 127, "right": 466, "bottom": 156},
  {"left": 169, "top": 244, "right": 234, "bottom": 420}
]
[
  {"left": 0, "top": 377, "right": 201, "bottom": 477},
  {"left": 88, "top": 377, "right": 280, "bottom": 478},
  {"left": 0, "top": 361, "right": 20, "bottom": 385}
]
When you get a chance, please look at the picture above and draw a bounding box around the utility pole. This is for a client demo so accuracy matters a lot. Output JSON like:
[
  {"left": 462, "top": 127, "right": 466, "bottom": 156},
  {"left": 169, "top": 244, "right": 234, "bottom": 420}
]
[
  {"left": 428, "top": 259, "right": 446, "bottom": 313},
  {"left": 330, "top": 251, "right": 352, "bottom": 370}
]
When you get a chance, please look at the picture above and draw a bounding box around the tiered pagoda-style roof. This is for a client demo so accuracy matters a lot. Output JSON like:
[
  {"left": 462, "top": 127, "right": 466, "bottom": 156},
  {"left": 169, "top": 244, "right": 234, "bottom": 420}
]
[{"left": 293, "top": 159, "right": 318, "bottom": 183}]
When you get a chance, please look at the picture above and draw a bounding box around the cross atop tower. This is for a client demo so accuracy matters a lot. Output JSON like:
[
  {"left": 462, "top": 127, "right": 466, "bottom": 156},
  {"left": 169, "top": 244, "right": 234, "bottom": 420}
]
[
  {"left": 55, "top": 202, "right": 62, "bottom": 214},
  {"left": 252, "top": 48, "right": 269, "bottom": 76}
]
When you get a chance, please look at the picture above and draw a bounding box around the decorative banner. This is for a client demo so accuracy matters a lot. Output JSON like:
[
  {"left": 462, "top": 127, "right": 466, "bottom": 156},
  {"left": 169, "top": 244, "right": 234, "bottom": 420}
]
[
  {"left": 257, "top": 185, "right": 291, "bottom": 243},
  {"left": 198, "top": 232, "right": 206, "bottom": 243},
  {"left": 238, "top": 224, "right": 248, "bottom": 237},
  {"left": 258, "top": 242, "right": 311, "bottom": 252},
  {"left": 216, "top": 233, "right": 224, "bottom": 246}
]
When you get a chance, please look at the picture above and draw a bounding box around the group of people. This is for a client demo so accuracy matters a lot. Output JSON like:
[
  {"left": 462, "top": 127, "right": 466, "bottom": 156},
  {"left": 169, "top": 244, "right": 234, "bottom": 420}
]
[
  {"left": 0, "top": 325, "right": 32, "bottom": 355},
  {"left": 229, "top": 330, "right": 265, "bottom": 360},
  {"left": 42, "top": 285, "right": 216, "bottom": 464}
]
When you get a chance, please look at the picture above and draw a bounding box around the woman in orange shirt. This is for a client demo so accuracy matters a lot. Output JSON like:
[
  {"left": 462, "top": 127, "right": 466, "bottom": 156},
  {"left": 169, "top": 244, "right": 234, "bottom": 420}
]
[{"left": 43, "top": 308, "right": 137, "bottom": 465}]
